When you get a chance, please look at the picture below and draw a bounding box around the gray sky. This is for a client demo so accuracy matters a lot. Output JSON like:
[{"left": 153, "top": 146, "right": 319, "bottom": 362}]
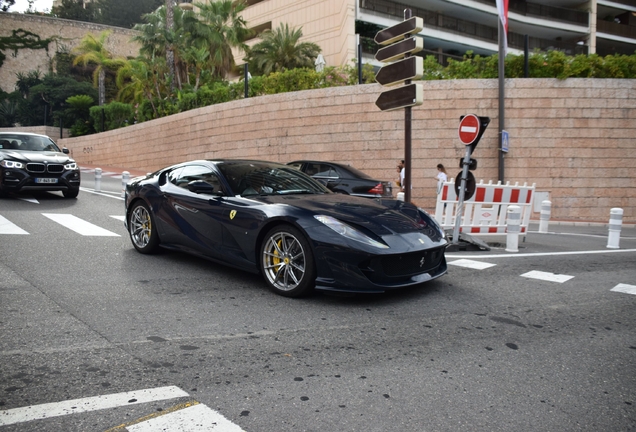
[{"left": 11, "top": 0, "right": 54, "bottom": 13}]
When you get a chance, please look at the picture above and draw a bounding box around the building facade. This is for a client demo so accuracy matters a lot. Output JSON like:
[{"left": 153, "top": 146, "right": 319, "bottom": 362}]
[{"left": 230, "top": 0, "right": 636, "bottom": 70}]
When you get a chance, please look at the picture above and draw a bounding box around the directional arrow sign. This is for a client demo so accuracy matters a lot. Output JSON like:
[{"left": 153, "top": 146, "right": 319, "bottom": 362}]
[
  {"left": 375, "top": 56, "right": 423, "bottom": 87},
  {"left": 374, "top": 16, "right": 424, "bottom": 46},
  {"left": 375, "top": 37, "right": 423, "bottom": 62},
  {"left": 375, "top": 83, "right": 423, "bottom": 112}
]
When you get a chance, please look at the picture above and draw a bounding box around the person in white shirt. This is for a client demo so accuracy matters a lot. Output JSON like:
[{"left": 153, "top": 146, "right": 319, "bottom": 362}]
[{"left": 435, "top": 163, "right": 448, "bottom": 194}]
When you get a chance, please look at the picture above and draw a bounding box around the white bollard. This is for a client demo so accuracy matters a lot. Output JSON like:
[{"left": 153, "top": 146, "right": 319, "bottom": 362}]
[
  {"left": 397, "top": 192, "right": 404, "bottom": 201},
  {"left": 506, "top": 205, "right": 521, "bottom": 253},
  {"left": 121, "top": 171, "right": 130, "bottom": 198},
  {"left": 538, "top": 200, "right": 551, "bottom": 233},
  {"left": 607, "top": 207, "right": 623, "bottom": 249},
  {"left": 94, "top": 167, "right": 102, "bottom": 192}
]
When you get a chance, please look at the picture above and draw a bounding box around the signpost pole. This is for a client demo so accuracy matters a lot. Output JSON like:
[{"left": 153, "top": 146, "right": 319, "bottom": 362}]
[
  {"left": 404, "top": 8, "right": 412, "bottom": 203},
  {"left": 452, "top": 148, "right": 472, "bottom": 244}
]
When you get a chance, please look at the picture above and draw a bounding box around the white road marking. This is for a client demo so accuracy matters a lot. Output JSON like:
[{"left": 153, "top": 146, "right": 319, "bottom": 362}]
[
  {"left": 0, "top": 386, "right": 189, "bottom": 426},
  {"left": 79, "top": 187, "right": 125, "bottom": 200},
  {"left": 128, "top": 403, "right": 244, "bottom": 432},
  {"left": 0, "top": 215, "right": 29, "bottom": 235},
  {"left": 448, "top": 259, "right": 496, "bottom": 270},
  {"left": 611, "top": 283, "right": 636, "bottom": 295},
  {"left": 448, "top": 249, "right": 636, "bottom": 259},
  {"left": 42, "top": 213, "right": 120, "bottom": 236},
  {"left": 521, "top": 270, "right": 574, "bottom": 283},
  {"left": 110, "top": 215, "right": 126, "bottom": 222}
]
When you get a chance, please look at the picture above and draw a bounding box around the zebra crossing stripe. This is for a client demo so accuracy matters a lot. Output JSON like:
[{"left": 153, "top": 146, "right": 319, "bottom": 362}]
[
  {"left": 127, "top": 402, "right": 244, "bottom": 432},
  {"left": 0, "top": 386, "right": 189, "bottom": 426},
  {"left": 0, "top": 215, "right": 29, "bottom": 235},
  {"left": 521, "top": 270, "right": 574, "bottom": 283},
  {"left": 42, "top": 214, "right": 120, "bottom": 236},
  {"left": 448, "top": 259, "right": 496, "bottom": 270},
  {"left": 611, "top": 283, "right": 636, "bottom": 295}
]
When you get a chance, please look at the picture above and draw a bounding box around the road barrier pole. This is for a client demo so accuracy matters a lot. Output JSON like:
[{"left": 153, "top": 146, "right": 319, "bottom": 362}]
[
  {"left": 538, "top": 200, "right": 551, "bottom": 233},
  {"left": 607, "top": 207, "right": 623, "bottom": 249},
  {"left": 94, "top": 168, "right": 102, "bottom": 193},
  {"left": 506, "top": 205, "right": 521, "bottom": 252},
  {"left": 121, "top": 171, "right": 130, "bottom": 198}
]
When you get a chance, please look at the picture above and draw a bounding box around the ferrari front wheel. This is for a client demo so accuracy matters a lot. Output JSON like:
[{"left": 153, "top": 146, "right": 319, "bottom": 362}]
[
  {"left": 260, "top": 225, "right": 316, "bottom": 297},
  {"left": 128, "top": 201, "right": 160, "bottom": 254}
]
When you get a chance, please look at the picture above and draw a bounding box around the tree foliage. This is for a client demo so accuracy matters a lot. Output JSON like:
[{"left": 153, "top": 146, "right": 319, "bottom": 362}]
[
  {"left": 244, "top": 23, "right": 321, "bottom": 76},
  {"left": 0, "top": 0, "right": 16, "bottom": 12}
]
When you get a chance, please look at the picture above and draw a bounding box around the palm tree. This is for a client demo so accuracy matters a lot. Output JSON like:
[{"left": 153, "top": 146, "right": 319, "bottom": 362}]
[
  {"left": 244, "top": 23, "right": 321, "bottom": 76},
  {"left": 194, "top": 0, "right": 250, "bottom": 79},
  {"left": 72, "top": 31, "right": 126, "bottom": 105},
  {"left": 116, "top": 57, "right": 168, "bottom": 117}
]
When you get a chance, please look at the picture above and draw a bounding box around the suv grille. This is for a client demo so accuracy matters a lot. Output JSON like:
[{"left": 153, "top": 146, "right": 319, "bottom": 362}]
[{"left": 26, "top": 163, "right": 64, "bottom": 173}]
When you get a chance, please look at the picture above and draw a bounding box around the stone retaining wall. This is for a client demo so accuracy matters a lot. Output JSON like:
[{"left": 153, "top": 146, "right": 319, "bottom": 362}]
[
  {"left": 56, "top": 78, "right": 635, "bottom": 223},
  {"left": 0, "top": 13, "right": 139, "bottom": 92}
]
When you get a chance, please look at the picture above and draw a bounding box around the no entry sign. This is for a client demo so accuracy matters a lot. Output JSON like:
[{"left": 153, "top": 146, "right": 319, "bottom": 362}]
[{"left": 458, "top": 114, "right": 481, "bottom": 145}]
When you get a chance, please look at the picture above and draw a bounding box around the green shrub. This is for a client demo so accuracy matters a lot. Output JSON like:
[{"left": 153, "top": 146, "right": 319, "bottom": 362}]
[{"left": 89, "top": 102, "right": 134, "bottom": 132}]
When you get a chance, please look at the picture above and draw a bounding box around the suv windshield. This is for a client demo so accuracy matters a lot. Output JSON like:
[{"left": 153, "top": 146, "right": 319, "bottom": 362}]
[{"left": 0, "top": 134, "right": 60, "bottom": 152}]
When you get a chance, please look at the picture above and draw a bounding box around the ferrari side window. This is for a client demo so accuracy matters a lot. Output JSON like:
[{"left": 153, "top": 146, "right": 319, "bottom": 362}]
[
  {"left": 167, "top": 167, "right": 184, "bottom": 185},
  {"left": 176, "top": 165, "right": 223, "bottom": 192}
]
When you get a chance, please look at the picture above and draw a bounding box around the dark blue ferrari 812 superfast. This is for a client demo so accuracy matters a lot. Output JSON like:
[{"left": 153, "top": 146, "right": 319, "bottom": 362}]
[{"left": 124, "top": 159, "right": 447, "bottom": 297}]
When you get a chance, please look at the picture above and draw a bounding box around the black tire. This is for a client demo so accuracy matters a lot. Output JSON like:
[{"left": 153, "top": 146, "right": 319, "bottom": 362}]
[
  {"left": 63, "top": 187, "right": 79, "bottom": 198},
  {"left": 260, "top": 225, "right": 316, "bottom": 297},
  {"left": 128, "top": 201, "right": 160, "bottom": 254}
]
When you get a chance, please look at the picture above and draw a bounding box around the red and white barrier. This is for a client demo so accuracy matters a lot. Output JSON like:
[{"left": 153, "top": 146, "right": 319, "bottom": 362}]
[{"left": 434, "top": 179, "right": 536, "bottom": 237}]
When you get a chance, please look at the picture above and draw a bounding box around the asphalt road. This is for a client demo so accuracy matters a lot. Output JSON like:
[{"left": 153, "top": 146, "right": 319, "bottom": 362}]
[{"left": 1, "top": 171, "right": 635, "bottom": 431}]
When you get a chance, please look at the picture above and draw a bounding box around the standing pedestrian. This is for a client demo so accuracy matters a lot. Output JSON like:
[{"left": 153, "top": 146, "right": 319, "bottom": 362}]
[
  {"left": 397, "top": 159, "right": 405, "bottom": 192},
  {"left": 435, "top": 163, "right": 447, "bottom": 195}
]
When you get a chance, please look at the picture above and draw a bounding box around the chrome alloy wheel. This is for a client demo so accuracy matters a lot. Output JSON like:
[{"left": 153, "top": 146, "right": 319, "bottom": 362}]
[
  {"left": 130, "top": 204, "right": 153, "bottom": 250},
  {"left": 262, "top": 231, "right": 306, "bottom": 292}
]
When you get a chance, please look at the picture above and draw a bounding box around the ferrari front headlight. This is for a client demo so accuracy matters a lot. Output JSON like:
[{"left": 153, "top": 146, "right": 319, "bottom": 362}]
[{"left": 314, "top": 215, "right": 389, "bottom": 249}]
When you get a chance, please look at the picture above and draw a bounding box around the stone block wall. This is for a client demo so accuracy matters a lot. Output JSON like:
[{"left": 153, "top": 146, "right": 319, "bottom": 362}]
[
  {"left": 0, "top": 13, "right": 139, "bottom": 92},
  {"left": 57, "top": 78, "right": 635, "bottom": 223}
]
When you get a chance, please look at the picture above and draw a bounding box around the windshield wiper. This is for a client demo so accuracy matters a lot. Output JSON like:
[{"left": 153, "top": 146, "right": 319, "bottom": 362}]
[{"left": 276, "top": 189, "right": 319, "bottom": 195}]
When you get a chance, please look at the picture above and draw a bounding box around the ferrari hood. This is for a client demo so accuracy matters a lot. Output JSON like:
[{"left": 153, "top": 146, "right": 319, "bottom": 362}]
[{"left": 265, "top": 193, "right": 436, "bottom": 236}]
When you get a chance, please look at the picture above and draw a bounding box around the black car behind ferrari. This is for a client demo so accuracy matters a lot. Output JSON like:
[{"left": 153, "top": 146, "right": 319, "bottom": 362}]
[
  {"left": 287, "top": 160, "right": 393, "bottom": 198},
  {"left": 125, "top": 160, "right": 447, "bottom": 297},
  {"left": 0, "top": 132, "right": 81, "bottom": 198}
]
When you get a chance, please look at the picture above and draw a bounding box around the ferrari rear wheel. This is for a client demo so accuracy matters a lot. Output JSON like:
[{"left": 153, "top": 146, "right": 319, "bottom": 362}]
[
  {"left": 261, "top": 225, "right": 316, "bottom": 297},
  {"left": 128, "top": 201, "right": 160, "bottom": 254}
]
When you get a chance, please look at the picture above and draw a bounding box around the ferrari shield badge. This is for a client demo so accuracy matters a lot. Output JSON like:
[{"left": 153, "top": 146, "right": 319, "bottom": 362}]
[{"left": 229, "top": 210, "right": 237, "bottom": 220}]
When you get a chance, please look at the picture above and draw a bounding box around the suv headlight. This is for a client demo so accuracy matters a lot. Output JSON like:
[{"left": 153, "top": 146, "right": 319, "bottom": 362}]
[
  {"left": 0, "top": 160, "right": 24, "bottom": 169},
  {"left": 64, "top": 162, "right": 78, "bottom": 170},
  {"left": 314, "top": 215, "right": 389, "bottom": 249}
]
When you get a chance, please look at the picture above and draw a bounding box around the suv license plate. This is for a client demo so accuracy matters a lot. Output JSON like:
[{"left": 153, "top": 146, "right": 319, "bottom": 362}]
[{"left": 36, "top": 178, "right": 58, "bottom": 184}]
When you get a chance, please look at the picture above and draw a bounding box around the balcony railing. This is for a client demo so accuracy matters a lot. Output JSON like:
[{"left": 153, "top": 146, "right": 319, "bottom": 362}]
[
  {"left": 597, "top": 19, "right": 636, "bottom": 40},
  {"left": 476, "top": 0, "right": 588, "bottom": 26},
  {"left": 360, "top": 0, "right": 586, "bottom": 56}
]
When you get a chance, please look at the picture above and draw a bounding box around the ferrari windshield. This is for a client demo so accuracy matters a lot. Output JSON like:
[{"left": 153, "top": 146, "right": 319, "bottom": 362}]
[
  {"left": 217, "top": 161, "right": 330, "bottom": 196},
  {"left": 0, "top": 134, "right": 61, "bottom": 152}
]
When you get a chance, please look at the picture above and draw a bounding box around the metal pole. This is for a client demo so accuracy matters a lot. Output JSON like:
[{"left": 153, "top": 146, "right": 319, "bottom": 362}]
[
  {"left": 498, "top": 18, "right": 505, "bottom": 183},
  {"left": 524, "top": 35, "right": 529, "bottom": 78},
  {"left": 404, "top": 8, "right": 412, "bottom": 203},
  {"left": 357, "top": 34, "right": 363, "bottom": 85},
  {"left": 244, "top": 63, "right": 249, "bottom": 98},
  {"left": 452, "top": 148, "right": 472, "bottom": 244}
]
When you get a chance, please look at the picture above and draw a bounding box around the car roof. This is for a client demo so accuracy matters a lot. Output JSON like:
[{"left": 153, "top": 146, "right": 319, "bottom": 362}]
[{"left": 0, "top": 132, "right": 49, "bottom": 138}]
